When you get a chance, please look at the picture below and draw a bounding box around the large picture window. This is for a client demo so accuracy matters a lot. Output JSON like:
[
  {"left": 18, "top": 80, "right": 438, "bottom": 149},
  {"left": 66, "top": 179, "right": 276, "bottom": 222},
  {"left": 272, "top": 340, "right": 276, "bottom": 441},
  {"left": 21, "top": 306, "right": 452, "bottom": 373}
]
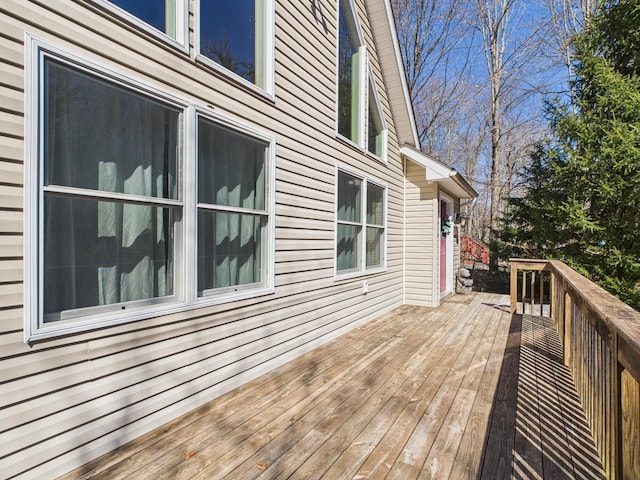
[
  {"left": 42, "top": 59, "right": 181, "bottom": 323},
  {"left": 336, "top": 169, "right": 386, "bottom": 276},
  {"left": 198, "top": 0, "right": 274, "bottom": 93},
  {"left": 26, "top": 39, "right": 275, "bottom": 340}
]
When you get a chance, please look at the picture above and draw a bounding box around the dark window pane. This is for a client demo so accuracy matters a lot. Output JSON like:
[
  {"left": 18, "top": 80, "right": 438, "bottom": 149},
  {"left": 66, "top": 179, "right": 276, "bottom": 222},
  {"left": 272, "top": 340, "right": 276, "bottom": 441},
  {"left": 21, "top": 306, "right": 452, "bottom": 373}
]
[
  {"left": 337, "top": 224, "right": 359, "bottom": 271},
  {"left": 200, "top": 0, "right": 256, "bottom": 83},
  {"left": 366, "top": 226, "right": 383, "bottom": 268},
  {"left": 44, "top": 59, "right": 180, "bottom": 199},
  {"left": 198, "top": 211, "right": 263, "bottom": 292},
  {"left": 368, "top": 97, "right": 383, "bottom": 156},
  {"left": 338, "top": 0, "right": 359, "bottom": 139},
  {"left": 337, "top": 171, "right": 361, "bottom": 223},
  {"left": 367, "top": 183, "right": 384, "bottom": 225},
  {"left": 198, "top": 118, "right": 266, "bottom": 210},
  {"left": 43, "top": 196, "right": 175, "bottom": 319}
]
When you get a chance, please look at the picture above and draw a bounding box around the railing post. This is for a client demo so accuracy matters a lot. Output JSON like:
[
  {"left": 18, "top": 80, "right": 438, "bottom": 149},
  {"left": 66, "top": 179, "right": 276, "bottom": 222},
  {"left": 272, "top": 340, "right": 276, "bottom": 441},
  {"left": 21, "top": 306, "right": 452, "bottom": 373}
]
[
  {"left": 539, "top": 271, "right": 544, "bottom": 316},
  {"left": 621, "top": 367, "right": 640, "bottom": 479},
  {"left": 510, "top": 260, "right": 518, "bottom": 314},
  {"left": 551, "top": 271, "right": 557, "bottom": 330},
  {"left": 564, "top": 292, "right": 572, "bottom": 368}
]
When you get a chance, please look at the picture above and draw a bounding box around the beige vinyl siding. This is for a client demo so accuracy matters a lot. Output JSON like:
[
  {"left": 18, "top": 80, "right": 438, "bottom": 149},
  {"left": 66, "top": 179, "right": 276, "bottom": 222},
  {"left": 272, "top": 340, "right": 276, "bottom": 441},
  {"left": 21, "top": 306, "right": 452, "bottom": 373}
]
[
  {"left": 0, "top": 7, "right": 25, "bottom": 411},
  {"left": 0, "top": 0, "right": 406, "bottom": 478},
  {"left": 404, "top": 160, "right": 438, "bottom": 307}
]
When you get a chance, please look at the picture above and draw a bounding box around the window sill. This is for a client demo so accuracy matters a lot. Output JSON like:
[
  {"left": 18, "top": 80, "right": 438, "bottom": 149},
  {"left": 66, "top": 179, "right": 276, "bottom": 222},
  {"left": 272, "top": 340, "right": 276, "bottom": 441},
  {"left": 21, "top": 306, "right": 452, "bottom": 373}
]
[
  {"left": 89, "top": 0, "right": 190, "bottom": 55},
  {"left": 195, "top": 54, "right": 276, "bottom": 103},
  {"left": 336, "top": 134, "right": 387, "bottom": 165},
  {"left": 334, "top": 266, "right": 387, "bottom": 282},
  {"left": 26, "top": 285, "right": 276, "bottom": 344}
]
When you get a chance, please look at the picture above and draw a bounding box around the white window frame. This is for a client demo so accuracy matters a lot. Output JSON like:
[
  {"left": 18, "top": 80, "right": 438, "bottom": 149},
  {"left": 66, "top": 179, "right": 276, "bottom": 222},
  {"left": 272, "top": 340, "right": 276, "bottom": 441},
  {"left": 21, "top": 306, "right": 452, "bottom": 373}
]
[
  {"left": 24, "top": 35, "right": 275, "bottom": 342},
  {"left": 190, "top": 108, "right": 276, "bottom": 307},
  {"left": 91, "top": 0, "right": 189, "bottom": 52},
  {"left": 195, "top": 0, "right": 276, "bottom": 98},
  {"left": 334, "top": 165, "right": 387, "bottom": 280},
  {"left": 336, "top": 0, "right": 367, "bottom": 147},
  {"left": 366, "top": 70, "right": 388, "bottom": 163}
]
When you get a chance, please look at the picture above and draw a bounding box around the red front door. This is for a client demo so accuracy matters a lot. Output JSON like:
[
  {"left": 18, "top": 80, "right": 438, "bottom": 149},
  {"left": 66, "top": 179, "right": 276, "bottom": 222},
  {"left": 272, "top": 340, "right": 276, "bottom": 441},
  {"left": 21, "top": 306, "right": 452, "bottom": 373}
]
[{"left": 440, "top": 200, "right": 447, "bottom": 293}]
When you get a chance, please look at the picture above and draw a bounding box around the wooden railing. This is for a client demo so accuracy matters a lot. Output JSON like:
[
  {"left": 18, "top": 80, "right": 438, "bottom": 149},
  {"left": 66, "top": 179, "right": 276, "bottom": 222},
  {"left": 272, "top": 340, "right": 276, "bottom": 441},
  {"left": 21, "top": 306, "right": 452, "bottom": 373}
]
[{"left": 511, "top": 259, "right": 640, "bottom": 480}]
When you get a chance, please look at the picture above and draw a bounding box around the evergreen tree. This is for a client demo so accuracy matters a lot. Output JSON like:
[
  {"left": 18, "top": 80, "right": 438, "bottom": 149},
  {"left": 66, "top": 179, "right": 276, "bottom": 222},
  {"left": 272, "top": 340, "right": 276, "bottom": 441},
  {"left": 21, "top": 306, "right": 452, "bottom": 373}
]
[{"left": 502, "top": 0, "right": 640, "bottom": 309}]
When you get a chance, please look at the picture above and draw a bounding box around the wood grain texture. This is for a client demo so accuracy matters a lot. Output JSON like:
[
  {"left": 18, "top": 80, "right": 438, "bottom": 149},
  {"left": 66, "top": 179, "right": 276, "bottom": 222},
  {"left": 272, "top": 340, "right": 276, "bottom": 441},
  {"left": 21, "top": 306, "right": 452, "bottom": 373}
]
[
  {"left": 622, "top": 369, "right": 640, "bottom": 480},
  {"left": 60, "top": 295, "right": 606, "bottom": 480}
]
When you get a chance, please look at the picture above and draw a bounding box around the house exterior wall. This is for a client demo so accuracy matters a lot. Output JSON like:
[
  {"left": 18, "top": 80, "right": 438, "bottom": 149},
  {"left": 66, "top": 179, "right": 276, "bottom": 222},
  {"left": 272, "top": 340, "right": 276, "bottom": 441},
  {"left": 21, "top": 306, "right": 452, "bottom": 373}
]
[
  {"left": 403, "top": 160, "right": 438, "bottom": 307},
  {"left": 403, "top": 166, "right": 466, "bottom": 306},
  {"left": 0, "top": 1, "right": 406, "bottom": 478}
]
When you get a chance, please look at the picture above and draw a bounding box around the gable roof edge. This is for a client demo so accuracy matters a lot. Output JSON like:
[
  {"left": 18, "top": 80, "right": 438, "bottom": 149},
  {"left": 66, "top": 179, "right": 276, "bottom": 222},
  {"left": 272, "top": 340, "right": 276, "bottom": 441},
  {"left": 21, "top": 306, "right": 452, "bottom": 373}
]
[{"left": 365, "top": 0, "right": 419, "bottom": 149}]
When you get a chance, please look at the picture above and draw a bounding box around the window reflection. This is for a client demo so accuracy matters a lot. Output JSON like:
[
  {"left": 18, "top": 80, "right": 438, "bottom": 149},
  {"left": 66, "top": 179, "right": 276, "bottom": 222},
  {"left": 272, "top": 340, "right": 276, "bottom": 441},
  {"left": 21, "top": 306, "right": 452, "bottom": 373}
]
[{"left": 200, "top": 0, "right": 259, "bottom": 85}]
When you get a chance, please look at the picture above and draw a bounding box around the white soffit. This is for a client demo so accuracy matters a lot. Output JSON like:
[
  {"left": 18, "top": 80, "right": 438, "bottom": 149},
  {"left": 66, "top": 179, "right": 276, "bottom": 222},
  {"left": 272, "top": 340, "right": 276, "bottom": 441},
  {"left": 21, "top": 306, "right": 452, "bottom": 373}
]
[{"left": 400, "top": 146, "right": 478, "bottom": 199}]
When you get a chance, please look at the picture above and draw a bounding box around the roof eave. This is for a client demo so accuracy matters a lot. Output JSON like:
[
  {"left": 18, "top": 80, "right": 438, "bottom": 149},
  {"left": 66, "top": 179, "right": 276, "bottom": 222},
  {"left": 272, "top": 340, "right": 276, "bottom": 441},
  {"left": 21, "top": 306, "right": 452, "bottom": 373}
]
[{"left": 400, "top": 146, "right": 478, "bottom": 200}]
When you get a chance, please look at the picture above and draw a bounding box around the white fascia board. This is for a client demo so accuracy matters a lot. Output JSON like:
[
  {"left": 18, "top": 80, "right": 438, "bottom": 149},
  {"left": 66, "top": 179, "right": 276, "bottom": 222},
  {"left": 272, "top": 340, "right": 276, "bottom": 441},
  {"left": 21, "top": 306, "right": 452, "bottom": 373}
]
[{"left": 381, "top": 0, "right": 419, "bottom": 147}]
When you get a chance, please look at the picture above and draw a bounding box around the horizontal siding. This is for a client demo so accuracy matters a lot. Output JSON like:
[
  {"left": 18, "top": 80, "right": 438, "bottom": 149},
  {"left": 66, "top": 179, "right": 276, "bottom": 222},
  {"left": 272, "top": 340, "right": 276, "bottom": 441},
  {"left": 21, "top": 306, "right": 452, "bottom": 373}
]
[
  {"left": 0, "top": 308, "right": 23, "bottom": 336},
  {"left": 0, "top": 0, "right": 411, "bottom": 478},
  {"left": 0, "top": 86, "right": 23, "bottom": 117},
  {"left": 0, "top": 160, "right": 23, "bottom": 187},
  {"left": 404, "top": 161, "right": 437, "bottom": 307},
  {"left": 0, "top": 111, "right": 22, "bottom": 138}
]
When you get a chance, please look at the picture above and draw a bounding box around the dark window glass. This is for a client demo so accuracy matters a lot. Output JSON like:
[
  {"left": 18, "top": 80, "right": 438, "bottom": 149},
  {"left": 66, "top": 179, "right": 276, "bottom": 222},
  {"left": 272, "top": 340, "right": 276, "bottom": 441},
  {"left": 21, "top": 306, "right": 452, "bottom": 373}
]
[
  {"left": 43, "top": 198, "right": 175, "bottom": 319},
  {"left": 197, "top": 116, "right": 268, "bottom": 294},
  {"left": 338, "top": 0, "right": 359, "bottom": 140},
  {"left": 200, "top": 0, "right": 257, "bottom": 84},
  {"left": 368, "top": 96, "right": 384, "bottom": 157},
  {"left": 42, "top": 58, "right": 179, "bottom": 321}
]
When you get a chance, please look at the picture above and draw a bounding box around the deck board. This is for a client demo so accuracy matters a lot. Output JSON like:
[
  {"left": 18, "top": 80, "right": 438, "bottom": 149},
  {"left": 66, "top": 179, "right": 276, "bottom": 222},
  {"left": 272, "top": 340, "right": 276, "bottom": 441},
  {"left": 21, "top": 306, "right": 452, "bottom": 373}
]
[{"left": 60, "top": 293, "right": 606, "bottom": 480}]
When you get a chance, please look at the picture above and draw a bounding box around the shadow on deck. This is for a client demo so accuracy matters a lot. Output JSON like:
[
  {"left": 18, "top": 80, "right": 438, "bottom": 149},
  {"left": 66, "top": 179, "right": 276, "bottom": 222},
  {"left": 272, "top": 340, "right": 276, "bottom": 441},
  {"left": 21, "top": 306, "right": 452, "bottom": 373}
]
[
  {"left": 60, "top": 293, "right": 605, "bottom": 480},
  {"left": 480, "top": 313, "right": 605, "bottom": 479}
]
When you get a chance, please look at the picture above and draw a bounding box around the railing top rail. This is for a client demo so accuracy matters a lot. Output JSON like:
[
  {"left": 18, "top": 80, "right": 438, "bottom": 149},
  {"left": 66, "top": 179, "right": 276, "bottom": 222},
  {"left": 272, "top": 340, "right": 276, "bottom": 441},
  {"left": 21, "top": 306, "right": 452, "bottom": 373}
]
[
  {"left": 509, "top": 258, "right": 549, "bottom": 263},
  {"left": 509, "top": 258, "right": 551, "bottom": 271}
]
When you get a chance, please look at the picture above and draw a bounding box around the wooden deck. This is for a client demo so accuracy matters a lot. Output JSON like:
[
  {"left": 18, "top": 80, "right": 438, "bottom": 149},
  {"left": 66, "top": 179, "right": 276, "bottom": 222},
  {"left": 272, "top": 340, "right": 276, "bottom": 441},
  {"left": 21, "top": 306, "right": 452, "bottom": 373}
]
[{"left": 61, "top": 293, "right": 605, "bottom": 480}]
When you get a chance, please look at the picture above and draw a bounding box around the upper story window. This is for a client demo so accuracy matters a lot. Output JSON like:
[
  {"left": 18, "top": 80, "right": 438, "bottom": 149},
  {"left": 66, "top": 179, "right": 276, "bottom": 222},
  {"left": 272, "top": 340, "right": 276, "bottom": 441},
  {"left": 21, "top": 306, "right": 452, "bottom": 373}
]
[
  {"left": 93, "top": 0, "right": 188, "bottom": 47},
  {"left": 337, "top": 0, "right": 387, "bottom": 161},
  {"left": 336, "top": 168, "right": 386, "bottom": 276},
  {"left": 197, "top": 0, "right": 275, "bottom": 95},
  {"left": 337, "top": 0, "right": 365, "bottom": 144},
  {"left": 25, "top": 37, "right": 275, "bottom": 341}
]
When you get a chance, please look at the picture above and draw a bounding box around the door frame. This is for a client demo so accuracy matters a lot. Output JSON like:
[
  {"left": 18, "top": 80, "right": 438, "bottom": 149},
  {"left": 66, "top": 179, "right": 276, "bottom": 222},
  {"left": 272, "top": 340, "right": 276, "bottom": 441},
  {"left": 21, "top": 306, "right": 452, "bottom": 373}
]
[{"left": 439, "top": 193, "right": 454, "bottom": 299}]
